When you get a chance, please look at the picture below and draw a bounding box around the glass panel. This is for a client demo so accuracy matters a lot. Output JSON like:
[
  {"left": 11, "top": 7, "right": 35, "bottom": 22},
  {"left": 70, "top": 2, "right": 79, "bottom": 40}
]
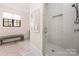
[
  {"left": 14, "top": 23, "right": 19, "bottom": 26},
  {"left": 14, "top": 20, "right": 21, "bottom": 27},
  {"left": 4, "top": 22, "right": 9, "bottom": 27},
  {"left": 3, "top": 18, "right": 12, "bottom": 27},
  {"left": 8, "top": 21, "right": 12, "bottom": 26}
]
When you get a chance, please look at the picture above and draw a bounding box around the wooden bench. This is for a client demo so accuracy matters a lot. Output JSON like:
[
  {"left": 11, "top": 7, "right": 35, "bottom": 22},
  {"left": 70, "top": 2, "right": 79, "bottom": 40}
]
[{"left": 0, "top": 34, "right": 24, "bottom": 45}]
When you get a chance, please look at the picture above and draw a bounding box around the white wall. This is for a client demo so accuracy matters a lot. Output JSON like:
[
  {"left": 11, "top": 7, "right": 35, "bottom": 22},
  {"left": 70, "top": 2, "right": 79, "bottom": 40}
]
[
  {"left": 46, "top": 3, "right": 79, "bottom": 50},
  {"left": 46, "top": 3, "right": 63, "bottom": 47},
  {"left": 30, "top": 3, "right": 44, "bottom": 55},
  {"left": 0, "top": 4, "right": 30, "bottom": 39}
]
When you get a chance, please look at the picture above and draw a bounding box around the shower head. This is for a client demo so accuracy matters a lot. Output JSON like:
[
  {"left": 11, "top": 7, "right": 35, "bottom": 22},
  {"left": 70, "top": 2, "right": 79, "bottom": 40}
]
[{"left": 72, "top": 4, "right": 76, "bottom": 7}]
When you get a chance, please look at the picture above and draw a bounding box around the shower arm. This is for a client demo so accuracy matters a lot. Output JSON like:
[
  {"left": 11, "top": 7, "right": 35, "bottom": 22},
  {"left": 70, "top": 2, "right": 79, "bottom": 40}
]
[{"left": 72, "top": 3, "right": 79, "bottom": 24}]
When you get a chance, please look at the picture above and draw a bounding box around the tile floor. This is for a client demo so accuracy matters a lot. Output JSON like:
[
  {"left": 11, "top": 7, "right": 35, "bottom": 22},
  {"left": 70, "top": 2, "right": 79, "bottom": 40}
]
[
  {"left": 0, "top": 40, "right": 41, "bottom": 56},
  {"left": 45, "top": 42, "right": 79, "bottom": 56},
  {"left": 0, "top": 39, "right": 79, "bottom": 56}
]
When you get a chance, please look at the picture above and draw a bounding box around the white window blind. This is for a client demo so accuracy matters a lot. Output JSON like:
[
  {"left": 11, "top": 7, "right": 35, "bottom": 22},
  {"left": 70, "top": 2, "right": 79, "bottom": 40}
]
[
  {"left": 3, "top": 12, "right": 21, "bottom": 20},
  {"left": 3, "top": 12, "right": 12, "bottom": 19}
]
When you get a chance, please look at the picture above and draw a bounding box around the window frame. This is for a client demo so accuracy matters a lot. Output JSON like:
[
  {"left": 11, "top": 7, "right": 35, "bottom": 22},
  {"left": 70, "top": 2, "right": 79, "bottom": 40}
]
[
  {"left": 3, "top": 18, "right": 21, "bottom": 27},
  {"left": 3, "top": 18, "right": 13, "bottom": 27},
  {"left": 13, "top": 19, "right": 21, "bottom": 27}
]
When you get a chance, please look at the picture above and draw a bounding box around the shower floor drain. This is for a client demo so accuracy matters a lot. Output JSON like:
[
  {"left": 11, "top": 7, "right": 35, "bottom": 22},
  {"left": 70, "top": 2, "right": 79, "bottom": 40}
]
[{"left": 51, "top": 50, "right": 55, "bottom": 52}]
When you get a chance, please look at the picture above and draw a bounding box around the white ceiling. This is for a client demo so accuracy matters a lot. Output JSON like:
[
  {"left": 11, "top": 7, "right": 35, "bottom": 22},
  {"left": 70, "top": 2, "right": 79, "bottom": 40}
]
[
  {"left": 0, "top": 3, "right": 31, "bottom": 12},
  {"left": 0, "top": 3, "right": 43, "bottom": 12}
]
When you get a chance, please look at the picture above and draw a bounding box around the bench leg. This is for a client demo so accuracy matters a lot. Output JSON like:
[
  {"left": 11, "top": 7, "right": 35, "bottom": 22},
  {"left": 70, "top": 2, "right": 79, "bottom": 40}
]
[
  {"left": 21, "top": 36, "right": 24, "bottom": 40},
  {"left": 0, "top": 40, "right": 3, "bottom": 45}
]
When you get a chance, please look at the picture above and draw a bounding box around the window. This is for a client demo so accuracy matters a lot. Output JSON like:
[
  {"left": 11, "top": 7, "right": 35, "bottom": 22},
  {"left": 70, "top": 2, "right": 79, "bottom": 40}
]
[
  {"left": 13, "top": 14, "right": 21, "bottom": 27},
  {"left": 14, "top": 20, "right": 21, "bottom": 27},
  {"left": 3, "top": 18, "right": 12, "bottom": 27},
  {"left": 3, "top": 12, "right": 21, "bottom": 27}
]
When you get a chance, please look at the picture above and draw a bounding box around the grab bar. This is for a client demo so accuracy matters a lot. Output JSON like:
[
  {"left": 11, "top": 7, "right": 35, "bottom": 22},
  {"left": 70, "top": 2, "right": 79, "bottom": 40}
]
[{"left": 52, "top": 14, "right": 63, "bottom": 18}]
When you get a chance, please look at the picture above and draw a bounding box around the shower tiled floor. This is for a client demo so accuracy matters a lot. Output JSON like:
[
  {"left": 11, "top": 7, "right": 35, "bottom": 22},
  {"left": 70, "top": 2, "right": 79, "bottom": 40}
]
[
  {"left": 0, "top": 40, "right": 41, "bottom": 56},
  {"left": 0, "top": 39, "right": 78, "bottom": 56},
  {"left": 45, "top": 42, "right": 79, "bottom": 56}
]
